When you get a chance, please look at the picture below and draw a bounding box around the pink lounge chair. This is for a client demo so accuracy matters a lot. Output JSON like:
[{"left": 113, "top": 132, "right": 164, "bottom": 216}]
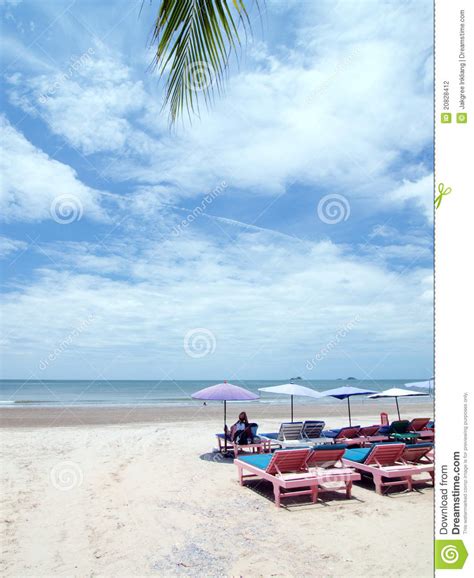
[
  {"left": 356, "top": 425, "right": 389, "bottom": 445},
  {"left": 401, "top": 443, "right": 434, "bottom": 486},
  {"left": 358, "top": 425, "right": 380, "bottom": 436},
  {"left": 402, "top": 443, "right": 434, "bottom": 464},
  {"left": 342, "top": 443, "right": 433, "bottom": 494},
  {"left": 305, "top": 446, "right": 361, "bottom": 496},
  {"left": 417, "top": 430, "right": 435, "bottom": 440},
  {"left": 409, "top": 418, "right": 435, "bottom": 440},
  {"left": 215, "top": 433, "right": 272, "bottom": 458},
  {"left": 409, "top": 418, "right": 431, "bottom": 431},
  {"left": 323, "top": 426, "right": 362, "bottom": 446},
  {"left": 235, "top": 448, "right": 360, "bottom": 508},
  {"left": 305, "top": 446, "right": 346, "bottom": 468}
]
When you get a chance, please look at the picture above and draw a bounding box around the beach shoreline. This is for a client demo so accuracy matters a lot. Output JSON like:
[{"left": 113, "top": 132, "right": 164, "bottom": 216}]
[{"left": 0, "top": 400, "right": 433, "bottom": 428}]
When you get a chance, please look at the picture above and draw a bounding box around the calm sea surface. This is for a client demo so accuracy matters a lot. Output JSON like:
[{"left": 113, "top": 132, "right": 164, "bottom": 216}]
[{"left": 0, "top": 379, "right": 431, "bottom": 407}]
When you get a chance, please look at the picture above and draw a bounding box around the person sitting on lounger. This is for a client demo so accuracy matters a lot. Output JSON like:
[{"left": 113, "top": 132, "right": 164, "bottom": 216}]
[{"left": 230, "top": 412, "right": 256, "bottom": 444}]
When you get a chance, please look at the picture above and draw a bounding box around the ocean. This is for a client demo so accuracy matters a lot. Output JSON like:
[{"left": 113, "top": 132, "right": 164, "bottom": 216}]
[{"left": 0, "top": 379, "right": 430, "bottom": 407}]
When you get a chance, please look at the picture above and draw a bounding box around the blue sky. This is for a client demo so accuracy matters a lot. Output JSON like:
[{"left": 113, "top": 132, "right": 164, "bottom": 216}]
[{"left": 0, "top": 0, "right": 434, "bottom": 380}]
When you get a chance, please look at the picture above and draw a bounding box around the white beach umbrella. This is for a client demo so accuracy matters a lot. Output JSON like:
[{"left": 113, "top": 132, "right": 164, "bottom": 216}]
[
  {"left": 368, "top": 387, "right": 429, "bottom": 420},
  {"left": 405, "top": 378, "right": 434, "bottom": 394},
  {"left": 258, "top": 383, "right": 323, "bottom": 422}
]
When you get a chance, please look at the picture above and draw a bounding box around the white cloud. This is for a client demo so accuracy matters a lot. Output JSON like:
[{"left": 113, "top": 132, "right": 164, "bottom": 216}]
[
  {"left": 114, "top": 1, "right": 433, "bottom": 208},
  {"left": 0, "top": 223, "right": 433, "bottom": 379},
  {"left": 5, "top": 1, "right": 433, "bottom": 222},
  {"left": 362, "top": 223, "right": 432, "bottom": 265},
  {"left": 388, "top": 174, "right": 434, "bottom": 223},
  {"left": 0, "top": 235, "right": 27, "bottom": 259},
  {"left": 0, "top": 115, "right": 108, "bottom": 222},
  {"left": 0, "top": 1, "right": 434, "bottom": 379},
  {"left": 6, "top": 41, "right": 151, "bottom": 155}
]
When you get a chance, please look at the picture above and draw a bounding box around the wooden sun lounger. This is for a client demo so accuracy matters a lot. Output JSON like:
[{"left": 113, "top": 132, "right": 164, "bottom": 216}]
[
  {"left": 355, "top": 425, "right": 389, "bottom": 446},
  {"left": 342, "top": 443, "right": 433, "bottom": 494},
  {"left": 261, "top": 421, "right": 331, "bottom": 448},
  {"left": 215, "top": 433, "right": 272, "bottom": 458},
  {"left": 409, "top": 418, "right": 431, "bottom": 432},
  {"left": 409, "top": 418, "right": 435, "bottom": 441},
  {"left": 410, "top": 417, "right": 434, "bottom": 442},
  {"left": 323, "top": 426, "right": 362, "bottom": 446},
  {"left": 302, "top": 420, "right": 326, "bottom": 440},
  {"left": 260, "top": 422, "right": 306, "bottom": 449},
  {"left": 417, "top": 430, "right": 435, "bottom": 440},
  {"left": 235, "top": 448, "right": 360, "bottom": 508},
  {"left": 278, "top": 422, "right": 305, "bottom": 441},
  {"left": 401, "top": 443, "right": 434, "bottom": 487},
  {"left": 402, "top": 443, "right": 434, "bottom": 464}
]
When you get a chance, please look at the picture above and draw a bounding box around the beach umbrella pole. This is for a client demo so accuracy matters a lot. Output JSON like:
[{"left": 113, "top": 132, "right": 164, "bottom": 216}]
[
  {"left": 395, "top": 397, "right": 401, "bottom": 420},
  {"left": 347, "top": 398, "right": 352, "bottom": 426},
  {"left": 291, "top": 395, "right": 294, "bottom": 423},
  {"left": 224, "top": 400, "right": 227, "bottom": 453}
]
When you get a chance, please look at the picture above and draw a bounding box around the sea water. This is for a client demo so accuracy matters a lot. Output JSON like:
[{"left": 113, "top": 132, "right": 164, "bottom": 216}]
[{"left": 0, "top": 379, "right": 429, "bottom": 407}]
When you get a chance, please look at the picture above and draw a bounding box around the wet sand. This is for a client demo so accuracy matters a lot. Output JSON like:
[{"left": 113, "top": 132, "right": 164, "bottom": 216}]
[{"left": 0, "top": 399, "right": 433, "bottom": 428}]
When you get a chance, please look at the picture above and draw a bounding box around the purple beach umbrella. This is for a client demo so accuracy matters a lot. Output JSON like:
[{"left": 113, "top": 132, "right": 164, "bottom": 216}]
[{"left": 192, "top": 381, "right": 259, "bottom": 452}]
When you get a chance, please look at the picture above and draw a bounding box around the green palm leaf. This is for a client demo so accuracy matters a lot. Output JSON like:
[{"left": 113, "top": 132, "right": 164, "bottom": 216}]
[{"left": 150, "top": 0, "right": 256, "bottom": 124}]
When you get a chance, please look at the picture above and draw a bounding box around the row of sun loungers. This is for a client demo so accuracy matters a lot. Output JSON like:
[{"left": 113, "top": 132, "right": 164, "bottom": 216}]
[
  {"left": 217, "top": 418, "right": 434, "bottom": 457},
  {"left": 218, "top": 416, "right": 434, "bottom": 506},
  {"left": 235, "top": 441, "right": 434, "bottom": 506},
  {"left": 259, "top": 418, "right": 434, "bottom": 447}
]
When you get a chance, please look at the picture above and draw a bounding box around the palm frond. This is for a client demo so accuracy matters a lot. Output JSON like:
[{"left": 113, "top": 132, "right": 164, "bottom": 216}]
[{"left": 150, "top": 0, "right": 256, "bottom": 124}]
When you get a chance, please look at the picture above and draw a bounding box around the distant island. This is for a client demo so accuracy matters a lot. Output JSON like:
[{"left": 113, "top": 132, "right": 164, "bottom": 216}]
[
  {"left": 290, "top": 377, "right": 302, "bottom": 380},
  {"left": 347, "top": 377, "right": 357, "bottom": 380}
]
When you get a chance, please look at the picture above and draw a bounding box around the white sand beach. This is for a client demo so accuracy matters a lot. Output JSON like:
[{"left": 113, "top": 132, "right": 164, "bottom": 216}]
[{"left": 0, "top": 405, "right": 433, "bottom": 577}]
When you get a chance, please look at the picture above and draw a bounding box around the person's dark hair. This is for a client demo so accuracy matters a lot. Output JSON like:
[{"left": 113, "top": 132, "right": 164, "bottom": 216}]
[{"left": 238, "top": 411, "right": 249, "bottom": 425}]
